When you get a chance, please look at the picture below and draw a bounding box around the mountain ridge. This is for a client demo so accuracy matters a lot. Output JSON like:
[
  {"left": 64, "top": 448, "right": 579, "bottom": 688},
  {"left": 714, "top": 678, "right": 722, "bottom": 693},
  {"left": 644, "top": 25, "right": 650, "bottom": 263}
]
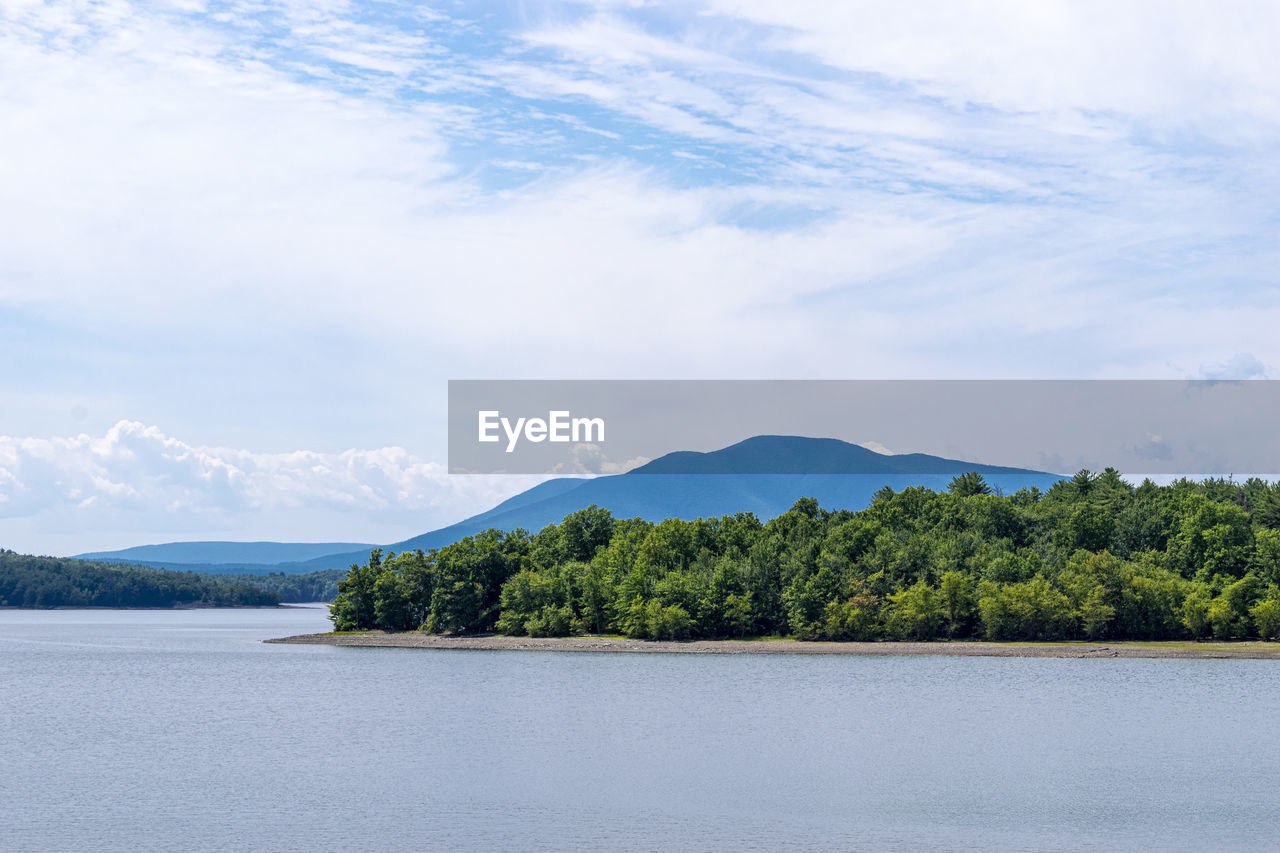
[
  {"left": 75, "top": 540, "right": 374, "bottom": 566},
  {"left": 77, "top": 436, "right": 1064, "bottom": 573}
]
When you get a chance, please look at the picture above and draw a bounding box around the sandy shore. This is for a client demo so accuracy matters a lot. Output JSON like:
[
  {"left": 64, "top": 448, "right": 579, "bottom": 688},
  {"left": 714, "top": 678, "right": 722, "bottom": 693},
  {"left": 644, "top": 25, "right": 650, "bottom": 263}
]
[{"left": 265, "top": 632, "right": 1280, "bottom": 659}]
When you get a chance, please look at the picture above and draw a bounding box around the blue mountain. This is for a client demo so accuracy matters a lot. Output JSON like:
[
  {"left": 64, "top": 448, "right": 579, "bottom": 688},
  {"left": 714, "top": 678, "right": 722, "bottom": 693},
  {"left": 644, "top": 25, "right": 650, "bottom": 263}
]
[
  {"left": 78, "top": 436, "right": 1063, "bottom": 574},
  {"left": 74, "top": 540, "right": 373, "bottom": 570},
  {"left": 281, "top": 435, "right": 1064, "bottom": 572}
]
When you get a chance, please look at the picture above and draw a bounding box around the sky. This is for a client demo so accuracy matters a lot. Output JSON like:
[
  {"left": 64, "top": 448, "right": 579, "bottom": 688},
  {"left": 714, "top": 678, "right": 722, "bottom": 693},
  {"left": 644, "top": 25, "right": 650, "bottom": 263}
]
[{"left": 1, "top": 0, "right": 1277, "bottom": 554}]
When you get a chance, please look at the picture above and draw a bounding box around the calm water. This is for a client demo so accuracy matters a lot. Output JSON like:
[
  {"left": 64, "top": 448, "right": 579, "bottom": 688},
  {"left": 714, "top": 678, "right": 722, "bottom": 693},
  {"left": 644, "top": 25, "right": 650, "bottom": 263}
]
[{"left": 2, "top": 608, "right": 1279, "bottom": 852}]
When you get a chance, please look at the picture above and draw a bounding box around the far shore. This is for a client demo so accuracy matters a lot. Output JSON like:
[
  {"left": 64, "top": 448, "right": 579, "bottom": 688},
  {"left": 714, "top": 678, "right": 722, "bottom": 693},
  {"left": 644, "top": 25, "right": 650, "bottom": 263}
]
[
  {"left": 265, "top": 632, "right": 1280, "bottom": 659},
  {"left": 0, "top": 603, "right": 292, "bottom": 611}
]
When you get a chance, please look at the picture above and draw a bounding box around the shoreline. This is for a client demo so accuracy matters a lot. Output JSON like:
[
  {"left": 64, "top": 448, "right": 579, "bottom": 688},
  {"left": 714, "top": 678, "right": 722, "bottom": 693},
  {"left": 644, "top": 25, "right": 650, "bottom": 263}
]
[
  {"left": 0, "top": 604, "right": 292, "bottom": 611},
  {"left": 264, "top": 632, "right": 1280, "bottom": 659}
]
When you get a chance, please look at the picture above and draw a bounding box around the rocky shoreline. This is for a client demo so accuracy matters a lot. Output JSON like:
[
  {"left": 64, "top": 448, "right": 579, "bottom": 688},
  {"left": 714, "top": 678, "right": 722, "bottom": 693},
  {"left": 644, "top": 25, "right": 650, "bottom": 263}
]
[{"left": 265, "top": 632, "right": 1280, "bottom": 659}]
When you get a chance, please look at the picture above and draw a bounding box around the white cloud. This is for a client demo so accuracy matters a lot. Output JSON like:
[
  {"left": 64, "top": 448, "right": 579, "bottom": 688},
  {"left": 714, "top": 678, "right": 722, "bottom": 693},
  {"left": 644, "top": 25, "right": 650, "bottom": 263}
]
[
  {"left": 857, "top": 441, "right": 896, "bottom": 456},
  {"left": 1198, "top": 353, "right": 1271, "bottom": 380},
  {"left": 0, "top": 421, "right": 544, "bottom": 554},
  {"left": 707, "top": 0, "right": 1280, "bottom": 129},
  {"left": 549, "top": 443, "right": 650, "bottom": 476}
]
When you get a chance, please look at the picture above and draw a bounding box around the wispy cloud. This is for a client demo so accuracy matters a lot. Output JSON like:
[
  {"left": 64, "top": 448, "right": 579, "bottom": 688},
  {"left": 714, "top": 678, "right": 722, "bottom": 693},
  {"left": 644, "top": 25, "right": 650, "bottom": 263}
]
[
  {"left": 1198, "top": 353, "right": 1271, "bottom": 381},
  {"left": 1, "top": 0, "right": 1277, "bottom": 551}
]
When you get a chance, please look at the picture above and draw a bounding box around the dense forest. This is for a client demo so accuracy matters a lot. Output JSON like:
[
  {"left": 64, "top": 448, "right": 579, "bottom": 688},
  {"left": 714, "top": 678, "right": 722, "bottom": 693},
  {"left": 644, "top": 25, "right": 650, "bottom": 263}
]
[
  {"left": 330, "top": 471, "right": 1280, "bottom": 642},
  {"left": 0, "top": 550, "right": 280, "bottom": 608},
  {"left": 201, "top": 569, "right": 343, "bottom": 603}
]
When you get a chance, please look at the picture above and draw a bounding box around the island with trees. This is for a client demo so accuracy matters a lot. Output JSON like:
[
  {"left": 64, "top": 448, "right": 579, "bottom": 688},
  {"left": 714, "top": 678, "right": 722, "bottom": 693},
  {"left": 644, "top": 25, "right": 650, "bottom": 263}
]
[{"left": 319, "top": 471, "right": 1280, "bottom": 646}]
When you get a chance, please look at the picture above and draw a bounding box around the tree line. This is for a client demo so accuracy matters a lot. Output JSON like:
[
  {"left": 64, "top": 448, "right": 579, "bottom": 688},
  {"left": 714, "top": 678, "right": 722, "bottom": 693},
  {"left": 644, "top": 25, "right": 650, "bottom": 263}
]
[
  {"left": 200, "top": 569, "right": 343, "bottom": 603},
  {"left": 329, "top": 471, "right": 1280, "bottom": 643},
  {"left": 0, "top": 550, "right": 280, "bottom": 608}
]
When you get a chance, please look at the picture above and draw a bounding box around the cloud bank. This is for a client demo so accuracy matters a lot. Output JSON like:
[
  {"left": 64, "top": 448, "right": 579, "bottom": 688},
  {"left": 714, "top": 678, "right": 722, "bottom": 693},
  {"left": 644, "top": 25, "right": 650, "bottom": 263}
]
[{"left": 0, "top": 422, "right": 544, "bottom": 554}]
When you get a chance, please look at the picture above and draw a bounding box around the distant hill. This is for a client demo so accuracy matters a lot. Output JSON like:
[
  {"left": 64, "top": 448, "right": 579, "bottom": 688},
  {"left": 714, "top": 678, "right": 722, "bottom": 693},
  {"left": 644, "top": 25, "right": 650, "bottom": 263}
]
[
  {"left": 282, "top": 436, "right": 1064, "bottom": 572},
  {"left": 75, "top": 540, "right": 373, "bottom": 567},
  {"left": 0, "top": 549, "right": 279, "bottom": 608},
  {"left": 74, "top": 436, "right": 1065, "bottom": 575}
]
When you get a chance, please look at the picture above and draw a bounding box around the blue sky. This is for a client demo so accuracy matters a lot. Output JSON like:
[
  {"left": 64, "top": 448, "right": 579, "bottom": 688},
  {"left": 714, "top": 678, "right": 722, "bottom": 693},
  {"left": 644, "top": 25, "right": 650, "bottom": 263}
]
[{"left": 1, "top": 0, "right": 1278, "bottom": 553}]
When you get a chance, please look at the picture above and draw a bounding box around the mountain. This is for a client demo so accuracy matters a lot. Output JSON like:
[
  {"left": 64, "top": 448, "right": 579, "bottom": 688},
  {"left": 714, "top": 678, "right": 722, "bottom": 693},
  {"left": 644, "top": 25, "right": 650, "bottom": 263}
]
[
  {"left": 77, "top": 436, "right": 1064, "bottom": 574},
  {"left": 630, "top": 435, "right": 1044, "bottom": 475},
  {"left": 282, "top": 436, "right": 1064, "bottom": 572},
  {"left": 75, "top": 541, "right": 374, "bottom": 572}
]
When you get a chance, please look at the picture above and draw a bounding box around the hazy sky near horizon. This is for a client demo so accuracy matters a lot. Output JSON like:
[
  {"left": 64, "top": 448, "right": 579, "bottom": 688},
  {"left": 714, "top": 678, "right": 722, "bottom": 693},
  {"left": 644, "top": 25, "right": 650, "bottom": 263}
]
[{"left": 1, "top": 0, "right": 1278, "bottom": 553}]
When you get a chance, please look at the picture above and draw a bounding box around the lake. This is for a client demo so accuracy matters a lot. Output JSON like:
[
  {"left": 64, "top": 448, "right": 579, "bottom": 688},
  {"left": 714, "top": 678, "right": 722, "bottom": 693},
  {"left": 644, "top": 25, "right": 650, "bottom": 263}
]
[{"left": 2, "top": 607, "right": 1278, "bottom": 851}]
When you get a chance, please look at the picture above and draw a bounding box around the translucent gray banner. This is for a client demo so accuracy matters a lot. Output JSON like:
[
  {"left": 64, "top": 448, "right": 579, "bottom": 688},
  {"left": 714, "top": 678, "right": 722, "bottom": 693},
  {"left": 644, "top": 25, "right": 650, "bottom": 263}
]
[{"left": 447, "top": 380, "right": 1280, "bottom": 476}]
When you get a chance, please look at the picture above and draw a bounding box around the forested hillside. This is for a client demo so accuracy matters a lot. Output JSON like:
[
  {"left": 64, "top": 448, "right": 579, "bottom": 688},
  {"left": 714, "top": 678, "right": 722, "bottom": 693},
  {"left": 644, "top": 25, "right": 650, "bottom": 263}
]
[
  {"left": 0, "top": 550, "right": 280, "bottom": 608},
  {"left": 329, "top": 471, "right": 1280, "bottom": 642},
  {"left": 201, "top": 570, "right": 343, "bottom": 603}
]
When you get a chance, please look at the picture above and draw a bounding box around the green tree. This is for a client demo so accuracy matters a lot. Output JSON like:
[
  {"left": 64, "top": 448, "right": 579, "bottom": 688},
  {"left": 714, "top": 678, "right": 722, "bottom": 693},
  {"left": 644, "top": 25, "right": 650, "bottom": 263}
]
[
  {"left": 650, "top": 603, "right": 693, "bottom": 640},
  {"left": 1115, "top": 561, "right": 1186, "bottom": 639},
  {"left": 1251, "top": 591, "right": 1280, "bottom": 640},
  {"left": 329, "top": 549, "right": 382, "bottom": 631},
  {"left": 1079, "top": 587, "right": 1115, "bottom": 639},
  {"left": 978, "top": 578, "right": 1075, "bottom": 641},
  {"left": 1253, "top": 528, "right": 1280, "bottom": 585},
  {"left": 574, "top": 559, "right": 615, "bottom": 634},
  {"left": 938, "top": 570, "right": 976, "bottom": 637},
  {"left": 723, "top": 592, "right": 755, "bottom": 637},
  {"left": 885, "top": 581, "right": 942, "bottom": 640},
  {"left": 1181, "top": 584, "right": 1213, "bottom": 639},
  {"left": 373, "top": 567, "right": 415, "bottom": 631},
  {"left": 558, "top": 505, "right": 616, "bottom": 562},
  {"left": 948, "top": 471, "right": 992, "bottom": 497},
  {"left": 820, "top": 578, "right": 880, "bottom": 640},
  {"left": 1065, "top": 504, "right": 1115, "bottom": 552},
  {"left": 1167, "top": 495, "right": 1253, "bottom": 580},
  {"left": 783, "top": 567, "right": 840, "bottom": 639}
]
